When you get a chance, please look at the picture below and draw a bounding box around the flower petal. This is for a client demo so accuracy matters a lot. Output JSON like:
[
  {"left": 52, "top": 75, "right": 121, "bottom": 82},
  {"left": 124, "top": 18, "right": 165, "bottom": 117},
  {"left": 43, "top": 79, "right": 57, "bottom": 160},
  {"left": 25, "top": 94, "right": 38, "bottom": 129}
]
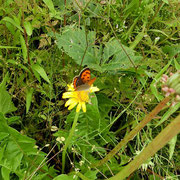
[
  {"left": 62, "top": 92, "right": 76, "bottom": 99},
  {"left": 90, "top": 86, "right": 99, "bottom": 93},
  {"left": 65, "top": 98, "right": 78, "bottom": 107},
  {"left": 67, "top": 84, "right": 75, "bottom": 91},
  {"left": 68, "top": 101, "right": 78, "bottom": 110},
  {"left": 76, "top": 103, "right": 82, "bottom": 112},
  {"left": 81, "top": 102, "right": 86, "bottom": 112}
]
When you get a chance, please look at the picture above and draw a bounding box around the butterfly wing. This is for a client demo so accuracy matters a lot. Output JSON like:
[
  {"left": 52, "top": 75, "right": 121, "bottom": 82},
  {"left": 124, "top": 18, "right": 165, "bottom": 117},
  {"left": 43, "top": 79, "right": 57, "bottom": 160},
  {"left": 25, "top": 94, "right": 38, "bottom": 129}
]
[
  {"left": 73, "top": 76, "right": 84, "bottom": 89},
  {"left": 73, "top": 68, "right": 96, "bottom": 90},
  {"left": 80, "top": 68, "right": 91, "bottom": 83}
]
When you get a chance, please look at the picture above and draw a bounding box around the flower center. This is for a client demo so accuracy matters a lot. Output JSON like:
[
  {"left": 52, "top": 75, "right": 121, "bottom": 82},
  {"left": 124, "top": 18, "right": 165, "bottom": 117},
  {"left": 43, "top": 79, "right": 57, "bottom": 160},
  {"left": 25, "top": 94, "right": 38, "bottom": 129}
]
[{"left": 77, "top": 91, "right": 89, "bottom": 102}]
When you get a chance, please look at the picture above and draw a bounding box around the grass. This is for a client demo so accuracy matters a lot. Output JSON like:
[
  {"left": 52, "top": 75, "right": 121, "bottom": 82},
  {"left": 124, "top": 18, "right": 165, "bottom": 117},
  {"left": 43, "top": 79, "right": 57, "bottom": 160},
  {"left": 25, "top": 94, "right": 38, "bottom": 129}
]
[{"left": 0, "top": 0, "right": 179, "bottom": 179}]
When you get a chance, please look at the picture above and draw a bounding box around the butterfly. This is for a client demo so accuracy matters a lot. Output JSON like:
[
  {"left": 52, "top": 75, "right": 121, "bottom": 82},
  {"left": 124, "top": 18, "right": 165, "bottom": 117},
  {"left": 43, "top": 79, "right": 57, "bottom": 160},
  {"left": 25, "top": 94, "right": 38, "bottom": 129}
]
[{"left": 73, "top": 68, "right": 96, "bottom": 91}]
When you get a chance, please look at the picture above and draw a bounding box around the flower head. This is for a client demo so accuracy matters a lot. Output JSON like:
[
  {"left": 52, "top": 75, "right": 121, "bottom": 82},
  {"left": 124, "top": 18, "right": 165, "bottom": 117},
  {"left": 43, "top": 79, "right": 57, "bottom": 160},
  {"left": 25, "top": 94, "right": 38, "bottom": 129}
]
[
  {"left": 161, "top": 71, "right": 180, "bottom": 106},
  {"left": 62, "top": 84, "right": 99, "bottom": 112}
]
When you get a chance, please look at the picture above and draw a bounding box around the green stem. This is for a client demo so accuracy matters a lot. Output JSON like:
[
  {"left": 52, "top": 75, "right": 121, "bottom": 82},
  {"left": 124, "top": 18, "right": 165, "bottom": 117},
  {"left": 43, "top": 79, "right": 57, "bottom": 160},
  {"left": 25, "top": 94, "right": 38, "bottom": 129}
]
[
  {"left": 91, "top": 96, "right": 170, "bottom": 168},
  {"left": 62, "top": 111, "right": 80, "bottom": 173},
  {"left": 108, "top": 114, "right": 180, "bottom": 180}
]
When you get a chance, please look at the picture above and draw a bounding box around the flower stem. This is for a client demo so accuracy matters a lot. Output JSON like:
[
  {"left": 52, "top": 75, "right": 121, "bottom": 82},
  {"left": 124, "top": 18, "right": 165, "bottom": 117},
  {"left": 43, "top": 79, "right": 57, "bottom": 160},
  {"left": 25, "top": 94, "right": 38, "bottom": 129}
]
[{"left": 62, "top": 111, "right": 80, "bottom": 173}]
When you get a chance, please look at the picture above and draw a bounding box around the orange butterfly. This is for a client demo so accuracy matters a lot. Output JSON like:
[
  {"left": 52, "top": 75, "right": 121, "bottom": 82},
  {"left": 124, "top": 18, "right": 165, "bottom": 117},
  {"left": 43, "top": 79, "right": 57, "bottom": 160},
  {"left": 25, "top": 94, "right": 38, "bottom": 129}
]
[{"left": 73, "top": 68, "right": 96, "bottom": 91}]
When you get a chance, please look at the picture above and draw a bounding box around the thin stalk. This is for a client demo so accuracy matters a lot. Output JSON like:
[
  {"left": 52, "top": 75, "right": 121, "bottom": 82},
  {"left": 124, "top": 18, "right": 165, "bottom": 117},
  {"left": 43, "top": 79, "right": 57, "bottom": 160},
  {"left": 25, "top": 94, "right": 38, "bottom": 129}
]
[
  {"left": 91, "top": 96, "right": 170, "bottom": 168},
  {"left": 108, "top": 114, "right": 180, "bottom": 180},
  {"left": 108, "top": 20, "right": 137, "bottom": 70},
  {"left": 62, "top": 111, "right": 80, "bottom": 173}
]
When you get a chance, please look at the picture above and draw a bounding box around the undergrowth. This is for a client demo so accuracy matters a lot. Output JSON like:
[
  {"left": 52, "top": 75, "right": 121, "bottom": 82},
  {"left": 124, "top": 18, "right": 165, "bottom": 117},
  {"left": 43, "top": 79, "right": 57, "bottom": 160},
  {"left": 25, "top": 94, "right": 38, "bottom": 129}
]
[{"left": 0, "top": 0, "right": 179, "bottom": 180}]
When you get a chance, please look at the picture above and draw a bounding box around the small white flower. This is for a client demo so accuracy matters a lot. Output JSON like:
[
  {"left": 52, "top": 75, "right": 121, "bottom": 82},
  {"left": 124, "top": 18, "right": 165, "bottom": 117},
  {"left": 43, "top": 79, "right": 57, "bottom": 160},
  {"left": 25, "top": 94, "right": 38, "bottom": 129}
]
[{"left": 51, "top": 126, "right": 59, "bottom": 131}]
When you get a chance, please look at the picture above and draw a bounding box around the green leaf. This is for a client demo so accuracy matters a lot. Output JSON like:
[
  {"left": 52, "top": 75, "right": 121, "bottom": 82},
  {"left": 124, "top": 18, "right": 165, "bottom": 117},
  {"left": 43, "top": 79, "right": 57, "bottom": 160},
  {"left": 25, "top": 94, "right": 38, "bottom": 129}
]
[
  {"left": 1, "top": 167, "right": 10, "bottom": 180},
  {"left": 0, "top": 132, "right": 9, "bottom": 141},
  {"left": 26, "top": 88, "right": 34, "bottom": 114},
  {"left": 84, "top": 170, "right": 98, "bottom": 179},
  {"left": 130, "top": 31, "right": 145, "bottom": 50},
  {"left": 53, "top": 174, "right": 74, "bottom": 180},
  {"left": 0, "top": 81, "right": 17, "bottom": 115},
  {"left": 150, "top": 59, "right": 172, "bottom": 101},
  {"left": 20, "top": 34, "right": 27, "bottom": 63},
  {"left": 174, "top": 59, "right": 180, "bottom": 70},
  {"left": 1, "top": 17, "right": 23, "bottom": 32},
  {"left": 0, "top": 46, "right": 19, "bottom": 49},
  {"left": 162, "top": 44, "right": 180, "bottom": 58},
  {"left": 168, "top": 135, "right": 177, "bottom": 160},
  {"left": 32, "top": 64, "right": 51, "bottom": 84},
  {"left": 162, "top": 0, "right": 169, "bottom": 4},
  {"left": 102, "top": 39, "right": 141, "bottom": 71},
  {"left": 24, "top": 21, "right": 33, "bottom": 36},
  {"left": 43, "top": 0, "right": 55, "bottom": 12},
  {"left": 155, "top": 102, "right": 180, "bottom": 127},
  {"left": 56, "top": 27, "right": 98, "bottom": 66}
]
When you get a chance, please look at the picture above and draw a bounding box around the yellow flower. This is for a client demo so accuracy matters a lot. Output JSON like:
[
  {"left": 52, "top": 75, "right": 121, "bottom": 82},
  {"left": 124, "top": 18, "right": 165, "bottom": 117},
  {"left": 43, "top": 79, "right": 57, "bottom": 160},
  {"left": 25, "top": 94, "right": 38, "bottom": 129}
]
[{"left": 62, "top": 84, "right": 99, "bottom": 112}]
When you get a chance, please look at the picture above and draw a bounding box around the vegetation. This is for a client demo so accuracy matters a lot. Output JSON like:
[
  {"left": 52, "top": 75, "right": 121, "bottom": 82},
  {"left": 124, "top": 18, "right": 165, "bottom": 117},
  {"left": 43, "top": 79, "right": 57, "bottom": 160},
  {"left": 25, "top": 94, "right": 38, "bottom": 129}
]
[{"left": 0, "top": 0, "right": 180, "bottom": 179}]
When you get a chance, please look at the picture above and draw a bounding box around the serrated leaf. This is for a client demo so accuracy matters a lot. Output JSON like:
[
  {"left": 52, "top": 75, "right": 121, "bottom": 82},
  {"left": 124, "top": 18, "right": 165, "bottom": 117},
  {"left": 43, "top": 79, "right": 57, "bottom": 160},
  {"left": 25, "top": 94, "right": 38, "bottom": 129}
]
[
  {"left": 102, "top": 39, "right": 141, "bottom": 71},
  {"left": 26, "top": 88, "right": 34, "bottom": 113},
  {"left": 32, "top": 64, "right": 51, "bottom": 84},
  {"left": 56, "top": 27, "right": 98, "bottom": 65}
]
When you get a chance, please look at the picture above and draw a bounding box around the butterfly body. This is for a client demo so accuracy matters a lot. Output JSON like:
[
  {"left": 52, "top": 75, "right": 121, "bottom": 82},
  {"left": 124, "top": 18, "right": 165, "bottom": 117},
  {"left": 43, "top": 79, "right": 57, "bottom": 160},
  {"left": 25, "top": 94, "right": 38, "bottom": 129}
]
[{"left": 73, "top": 68, "right": 96, "bottom": 91}]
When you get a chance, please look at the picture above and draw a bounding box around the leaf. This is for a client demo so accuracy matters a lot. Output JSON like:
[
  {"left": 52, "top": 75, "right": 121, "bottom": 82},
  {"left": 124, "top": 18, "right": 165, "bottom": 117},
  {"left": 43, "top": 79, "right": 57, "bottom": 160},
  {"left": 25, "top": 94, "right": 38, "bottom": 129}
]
[
  {"left": 0, "top": 81, "right": 17, "bottom": 115},
  {"left": 150, "top": 59, "right": 172, "bottom": 101},
  {"left": 0, "top": 46, "right": 19, "bottom": 49},
  {"left": 32, "top": 64, "right": 51, "bottom": 84},
  {"left": 56, "top": 27, "right": 98, "bottom": 66},
  {"left": 0, "top": 132, "right": 9, "bottom": 141},
  {"left": 1, "top": 17, "right": 23, "bottom": 32},
  {"left": 162, "top": 44, "right": 180, "bottom": 58},
  {"left": 1, "top": 167, "right": 10, "bottom": 180},
  {"left": 24, "top": 21, "right": 33, "bottom": 36},
  {"left": 168, "top": 135, "right": 177, "bottom": 160},
  {"left": 162, "top": 0, "right": 169, "bottom": 4},
  {"left": 102, "top": 39, "right": 141, "bottom": 71},
  {"left": 0, "top": 115, "right": 38, "bottom": 172},
  {"left": 155, "top": 102, "right": 180, "bottom": 127},
  {"left": 43, "top": 0, "right": 55, "bottom": 12},
  {"left": 20, "top": 34, "right": 27, "bottom": 63},
  {"left": 84, "top": 170, "right": 98, "bottom": 180},
  {"left": 26, "top": 88, "right": 34, "bottom": 114},
  {"left": 130, "top": 31, "right": 145, "bottom": 50},
  {"left": 174, "top": 59, "right": 180, "bottom": 70},
  {"left": 53, "top": 174, "right": 74, "bottom": 180}
]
